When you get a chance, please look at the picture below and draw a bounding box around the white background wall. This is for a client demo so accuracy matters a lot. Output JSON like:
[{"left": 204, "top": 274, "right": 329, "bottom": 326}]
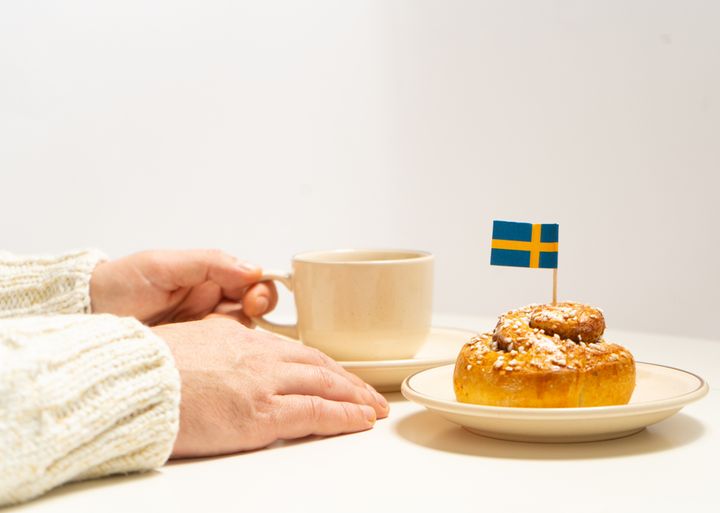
[{"left": 1, "top": 1, "right": 718, "bottom": 339}]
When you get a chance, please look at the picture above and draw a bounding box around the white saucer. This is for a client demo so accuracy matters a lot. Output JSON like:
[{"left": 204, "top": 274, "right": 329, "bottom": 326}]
[
  {"left": 338, "top": 327, "right": 477, "bottom": 392},
  {"left": 401, "top": 362, "right": 708, "bottom": 443}
]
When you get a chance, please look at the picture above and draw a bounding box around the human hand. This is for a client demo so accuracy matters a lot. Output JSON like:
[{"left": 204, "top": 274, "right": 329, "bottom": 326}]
[
  {"left": 90, "top": 249, "right": 276, "bottom": 326},
  {"left": 153, "top": 317, "right": 389, "bottom": 457}
]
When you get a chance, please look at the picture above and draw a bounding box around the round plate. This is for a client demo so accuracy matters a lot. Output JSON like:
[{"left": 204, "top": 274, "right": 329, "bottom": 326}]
[
  {"left": 401, "top": 362, "right": 709, "bottom": 443},
  {"left": 339, "top": 327, "right": 477, "bottom": 392}
]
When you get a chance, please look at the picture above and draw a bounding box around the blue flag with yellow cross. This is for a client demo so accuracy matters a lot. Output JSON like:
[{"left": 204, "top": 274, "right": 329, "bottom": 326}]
[{"left": 491, "top": 220, "right": 559, "bottom": 269}]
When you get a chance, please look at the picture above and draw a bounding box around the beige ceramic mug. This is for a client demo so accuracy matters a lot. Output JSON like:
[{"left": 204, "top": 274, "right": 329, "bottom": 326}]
[{"left": 250, "top": 249, "right": 433, "bottom": 361}]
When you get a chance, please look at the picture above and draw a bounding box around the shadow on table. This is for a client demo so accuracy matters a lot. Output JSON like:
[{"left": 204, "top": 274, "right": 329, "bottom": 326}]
[
  {"left": 385, "top": 392, "right": 407, "bottom": 403},
  {"left": 3, "top": 470, "right": 161, "bottom": 511},
  {"left": 167, "top": 433, "right": 345, "bottom": 466},
  {"left": 395, "top": 410, "right": 705, "bottom": 460}
]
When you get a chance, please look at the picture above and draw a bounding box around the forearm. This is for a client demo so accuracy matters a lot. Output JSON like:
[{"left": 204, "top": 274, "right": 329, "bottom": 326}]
[
  {"left": 0, "top": 249, "right": 106, "bottom": 318},
  {"left": 0, "top": 314, "right": 180, "bottom": 506}
]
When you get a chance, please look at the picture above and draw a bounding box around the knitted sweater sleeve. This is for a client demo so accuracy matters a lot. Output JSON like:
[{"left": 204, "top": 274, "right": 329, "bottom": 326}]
[
  {"left": 0, "top": 315, "right": 181, "bottom": 506},
  {"left": 0, "top": 249, "right": 106, "bottom": 318},
  {"left": 0, "top": 252, "right": 181, "bottom": 506}
]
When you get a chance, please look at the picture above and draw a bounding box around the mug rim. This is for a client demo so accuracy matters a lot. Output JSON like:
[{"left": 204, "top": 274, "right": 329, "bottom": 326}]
[{"left": 292, "top": 248, "right": 433, "bottom": 265}]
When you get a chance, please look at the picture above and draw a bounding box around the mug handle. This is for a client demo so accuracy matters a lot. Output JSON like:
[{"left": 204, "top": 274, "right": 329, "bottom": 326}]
[{"left": 250, "top": 270, "right": 299, "bottom": 340}]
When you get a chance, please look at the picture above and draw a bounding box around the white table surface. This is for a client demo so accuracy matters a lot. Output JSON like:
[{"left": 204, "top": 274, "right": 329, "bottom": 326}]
[{"left": 8, "top": 314, "right": 719, "bottom": 513}]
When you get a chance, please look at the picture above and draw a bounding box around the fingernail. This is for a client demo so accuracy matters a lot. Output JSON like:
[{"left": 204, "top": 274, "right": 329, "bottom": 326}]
[
  {"left": 236, "top": 261, "right": 260, "bottom": 273},
  {"left": 363, "top": 406, "right": 377, "bottom": 425},
  {"left": 378, "top": 393, "right": 388, "bottom": 409},
  {"left": 376, "top": 393, "right": 389, "bottom": 411},
  {"left": 366, "top": 384, "right": 388, "bottom": 409}
]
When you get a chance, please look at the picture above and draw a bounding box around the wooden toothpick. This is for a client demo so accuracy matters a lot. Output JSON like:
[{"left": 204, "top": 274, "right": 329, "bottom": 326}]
[{"left": 552, "top": 268, "right": 558, "bottom": 305}]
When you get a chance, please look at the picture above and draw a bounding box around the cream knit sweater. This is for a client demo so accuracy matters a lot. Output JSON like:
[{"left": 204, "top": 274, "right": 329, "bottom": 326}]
[{"left": 0, "top": 250, "right": 181, "bottom": 506}]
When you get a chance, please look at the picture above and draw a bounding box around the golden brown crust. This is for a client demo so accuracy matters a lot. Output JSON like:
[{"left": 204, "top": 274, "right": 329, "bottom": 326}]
[{"left": 454, "top": 303, "right": 635, "bottom": 408}]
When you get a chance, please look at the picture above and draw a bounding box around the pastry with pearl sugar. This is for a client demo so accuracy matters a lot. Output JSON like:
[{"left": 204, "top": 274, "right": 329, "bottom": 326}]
[{"left": 454, "top": 302, "right": 636, "bottom": 408}]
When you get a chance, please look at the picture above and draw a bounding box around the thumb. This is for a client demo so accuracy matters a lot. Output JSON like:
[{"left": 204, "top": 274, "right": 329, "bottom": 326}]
[{"left": 167, "top": 249, "right": 263, "bottom": 300}]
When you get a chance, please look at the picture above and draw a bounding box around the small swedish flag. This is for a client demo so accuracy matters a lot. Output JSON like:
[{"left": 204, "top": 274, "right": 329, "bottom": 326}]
[{"left": 491, "top": 220, "right": 559, "bottom": 269}]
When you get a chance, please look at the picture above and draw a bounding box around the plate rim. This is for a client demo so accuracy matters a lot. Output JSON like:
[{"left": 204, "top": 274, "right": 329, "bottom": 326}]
[
  {"left": 401, "top": 361, "right": 709, "bottom": 419},
  {"left": 338, "top": 326, "right": 478, "bottom": 368}
]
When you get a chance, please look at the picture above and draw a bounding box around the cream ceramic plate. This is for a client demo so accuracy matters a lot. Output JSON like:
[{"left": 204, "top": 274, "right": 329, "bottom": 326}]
[
  {"left": 401, "top": 362, "right": 708, "bottom": 443},
  {"left": 338, "top": 327, "right": 476, "bottom": 392}
]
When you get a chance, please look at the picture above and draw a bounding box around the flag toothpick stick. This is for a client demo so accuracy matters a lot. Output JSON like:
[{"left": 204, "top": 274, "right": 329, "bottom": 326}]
[{"left": 552, "top": 268, "right": 558, "bottom": 306}]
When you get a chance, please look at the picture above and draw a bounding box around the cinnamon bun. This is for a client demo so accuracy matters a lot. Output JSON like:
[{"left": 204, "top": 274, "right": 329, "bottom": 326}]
[{"left": 454, "top": 302, "right": 635, "bottom": 407}]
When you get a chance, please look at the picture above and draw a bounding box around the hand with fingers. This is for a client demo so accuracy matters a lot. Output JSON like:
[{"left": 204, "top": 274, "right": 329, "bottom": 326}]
[
  {"left": 154, "top": 317, "right": 389, "bottom": 457},
  {"left": 90, "top": 249, "right": 277, "bottom": 325},
  {"left": 90, "top": 248, "right": 388, "bottom": 453}
]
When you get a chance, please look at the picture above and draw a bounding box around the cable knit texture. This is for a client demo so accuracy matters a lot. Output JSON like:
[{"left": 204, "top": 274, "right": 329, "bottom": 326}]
[
  {"left": 0, "top": 249, "right": 107, "bottom": 318},
  {"left": 0, "top": 252, "right": 181, "bottom": 506}
]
